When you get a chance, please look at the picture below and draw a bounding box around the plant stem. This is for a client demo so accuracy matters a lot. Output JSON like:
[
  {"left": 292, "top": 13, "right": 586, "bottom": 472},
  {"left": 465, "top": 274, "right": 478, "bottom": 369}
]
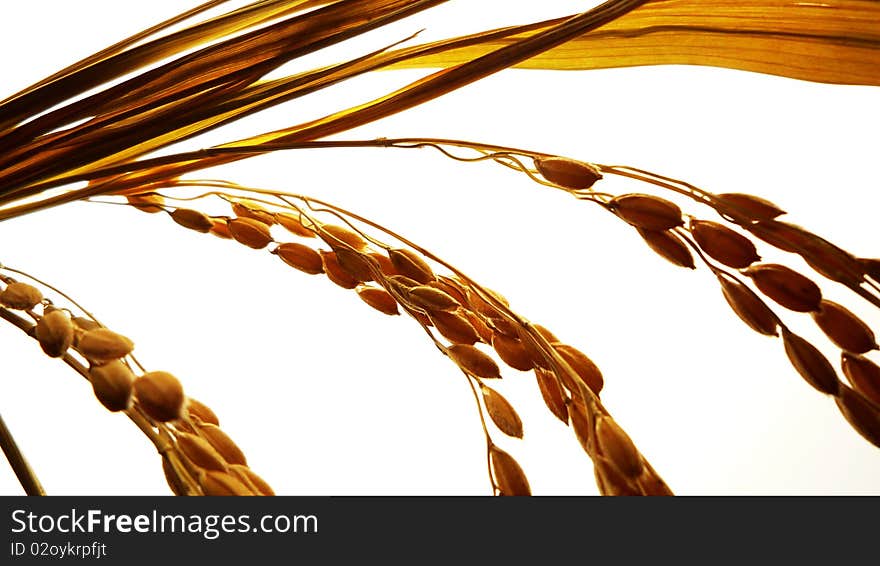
[{"left": 0, "top": 411, "right": 44, "bottom": 495}]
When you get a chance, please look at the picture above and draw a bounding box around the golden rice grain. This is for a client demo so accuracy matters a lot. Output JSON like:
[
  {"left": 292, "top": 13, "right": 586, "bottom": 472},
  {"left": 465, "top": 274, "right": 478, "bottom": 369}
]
[
  {"left": 199, "top": 423, "right": 248, "bottom": 466},
  {"left": 491, "top": 332, "right": 534, "bottom": 372},
  {"left": 35, "top": 309, "right": 74, "bottom": 358},
  {"left": 636, "top": 468, "right": 675, "bottom": 496},
  {"left": 356, "top": 286, "right": 400, "bottom": 316},
  {"left": 715, "top": 192, "right": 785, "bottom": 221},
  {"left": 88, "top": 359, "right": 135, "bottom": 412},
  {"left": 746, "top": 263, "right": 822, "bottom": 313},
  {"left": 199, "top": 470, "right": 254, "bottom": 496},
  {"left": 748, "top": 220, "right": 807, "bottom": 253},
  {"left": 0, "top": 281, "right": 43, "bottom": 310},
  {"left": 388, "top": 248, "right": 435, "bottom": 284},
  {"left": 228, "top": 217, "right": 273, "bottom": 249},
  {"left": 176, "top": 431, "right": 227, "bottom": 472},
  {"left": 569, "top": 398, "right": 593, "bottom": 454},
  {"left": 534, "top": 368, "right": 569, "bottom": 424},
  {"left": 170, "top": 208, "right": 213, "bottom": 233},
  {"left": 319, "top": 224, "right": 367, "bottom": 250},
  {"left": 430, "top": 277, "right": 469, "bottom": 306},
  {"left": 209, "top": 218, "right": 232, "bottom": 239},
  {"left": 162, "top": 457, "right": 189, "bottom": 496},
  {"left": 812, "top": 300, "right": 877, "bottom": 354},
  {"left": 274, "top": 242, "right": 324, "bottom": 275},
  {"left": 489, "top": 445, "right": 531, "bottom": 496},
  {"left": 481, "top": 384, "right": 523, "bottom": 438},
  {"left": 636, "top": 228, "right": 695, "bottom": 269},
  {"left": 834, "top": 383, "right": 880, "bottom": 448},
  {"left": 462, "top": 311, "right": 493, "bottom": 344},
  {"left": 781, "top": 328, "right": 839, "bottom": 395},
  {"left": 690, "top": 220, "right": 760, "bottom": 268},
  {"left": 78, "top": 328, "right": 134, "bottom": 362},
  {"left": 335, "top": 248, "right": 377, "bottom": 282},
  {"left": 716, "top": 273, "right": 779, "bottom": 336},
  {"left": 230, "top": 465, "right": 275, "bottom": 496},
  {"left": 429, "top": 310, "right": 482, "bottom": 345},
  {"left": 126, "top": 193, "right": 165, "bottom": 213},
  {"left": 275, "top": 212, "right": 315, "bottom": 238},
  {"left": 231, "top": 201, "right": 275, "bottom": 226},
  {"left": 320, "top": 250, "right": 360, "bottom": 289},
  {"left": 133, "top": 371, "right": 185, "bottom": 422},
  {"left": 534, "top": 156, "right": 602, "bottom": 190},
  {"left": 610, "top": 194, "right": 683, "bottom": 231},
  {"left": 799, "top": 238, "right": 863, "bottom": 287},
  {"left": 185, "top": 397, "right": 220, "bottom": 426},
  {"left": 595, "top": 416, "right": 643, "bottom": 478},
  {"left": 406, "top": 285, "right": 460, "bottom": 312},
  {"left": 841, "top": 353, "right": 880, "bottom": 406},
  {"left": 553, "top": 344, "right": 604, "bottom": 396},
  {"left": 446, "top": 344, "right": 502, "bottom": 379},
  {"left": 72, "top": 317, "right": 100, "bottom": 333},
  {"left": 593, "top": 456, "right": 640, "bottom": 496}
]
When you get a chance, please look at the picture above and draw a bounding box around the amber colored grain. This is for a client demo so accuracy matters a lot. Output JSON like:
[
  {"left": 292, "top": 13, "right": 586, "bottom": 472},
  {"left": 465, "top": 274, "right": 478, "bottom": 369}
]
[
  {"left": 594, "top": 456, "right": 641, "bottom": 496},
  {"left": 275, "top": 242, "right": 323, "bottom": 275},
  {"left": 716, "top": 273, "right": 779, "bottom": 336},
  {"left": 636, "top": 228, "right": 695, "bottom": 269},
  {"left": 534, "top": 368, "right": 569, "bottom": 424},
  {"left": 35, "top": 309, "right": 74, "bottom": 358},
  {"left": 335, "top": 248, "right": 377, "bottom": 282},
  {"left": 134, "top": 371, "right": 185, "bottom": 422},
  {"left": 388, "top": 248, "right": 434, "bottom": 284},
  {"left": 636, "top": 469, "right": 675, "bottom": 496},
  {"left": 170, "top": 208, "right": 213, "bottom": 233},
  {"left": 812, "top": 300, "right": 877, "bottom": 354},
  {"left": 0, "top": 282, "right": 43, "bottom": 310},
  {"left": 186, "top": 397, "right": 220, "bottom": 426},
  {"left": 231, "top": 201, "right": 275, "bottom": 226},
  {"left": 554, "top": 344, "right": 604, "bottom": 396},
  {"left": 747, "top": 220, "right": 808, "bottom": 253},
  {"left": 319, "top": 224, "right": 367, "bottom": 251},
  {"left": 798, "top": 237, "right": 864, "bottom": 287},
  {"left": 534, "top": 156, "right": 602, "bottom": 190},
  {"left": 78, "top": 328, "right": 134, "bottom": 362},
  {"left": 835, "top": 383, "right": 880, "bottom": 448},
  {"left": 199, "top": 423, "right": 248, "bottom": 466},
  {"left": 275, "top": 212, "right": 315, "bottom": 238},
  {"left": 320, "top": 250, "right": 360, "bottom": 289},
  {"left": 489, "top": 446, "right": 531, "bottom": 496},
  {"left": 429, "top": 310, "right": 482, "bottom": 345},
  {"left": 209, "top": 218, "right": 232, "bottom": 239},
  {"left": 72, "top": 317, "right": 100, "bottom": 333},
  {"left": 162, "top": 457, "right": 189, "bottom": 496},
  {"left": 430, "top": 277, "right": 469, "bottom": 306},
  {"left": 127, "top": 193, "right": 165, "bottom": 213},
  {"left": 610, "top": 194, "right": 683, "bottom": 231},
  {"left": 481, "top": 385, "right": 523, "bottom": 438},
  {"left": 715, "top": 192, "right": 785, "bottom": 221},
  {"left": 690, "top": 220, "right": 760, "bottom": 268},
  {"left": 88, "top": 359, "right": 135, "bottom": 412},
  {"left": 176, "top": 432, "right": 227, "bottom": 471},
  {"left": 230, "top": 465, "right": 275, "bottom": 496},
  {"left": 491, "top": 332, "right": 534, "bottom": 371},
  {"left": 369, "top": 251, "right": 397, "bottom": 277},
  {"left": 781, "top": 328, "right": 839, "bottom": 395},
  {"left": 841, "top": 353, "right": 880, "bottom": 406},
  {"left": 228, "top": 217, "right": 273, "bottom": 249},
  {"left": 746, "top": 264, "right": 822, "bottom": 313},
  {"left": 356, "top": 286, "right": 400, "bottom": 316},
  {"left": 569, "top": 398, "right": 593, "bottom": 453},
  {"left": 407, "top": 285, "right": 459, "bottom": 312},
  {"left": 199, "top": 470, "right": 254, "bottom": 496},
  {"left": 596, "top": 416, "right": 643, "bottom": 478},
  {"left": 463, "top": 311, "right": 493, "bottom": 344},
  {"left": 446, "top": 344, "right": 502, "bottom": 379}
]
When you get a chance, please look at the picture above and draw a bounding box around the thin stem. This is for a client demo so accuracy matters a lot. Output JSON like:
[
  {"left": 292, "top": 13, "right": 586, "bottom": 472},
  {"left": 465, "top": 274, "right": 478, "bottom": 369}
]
[{"left": 0, "top": 411, "right": 44, "bottom": 496}]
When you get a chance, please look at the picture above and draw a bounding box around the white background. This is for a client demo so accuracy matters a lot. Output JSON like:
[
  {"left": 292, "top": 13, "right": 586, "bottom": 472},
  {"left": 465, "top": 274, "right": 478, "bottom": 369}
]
[{"left": 1, "top": 1, "right": 878, "bottom": 495}]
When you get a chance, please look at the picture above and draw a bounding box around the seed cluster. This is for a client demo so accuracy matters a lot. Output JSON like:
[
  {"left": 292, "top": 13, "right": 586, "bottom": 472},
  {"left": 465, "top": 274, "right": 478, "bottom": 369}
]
[
  {"left": 527, "top": 155, "right": 880, "bottom": 450},
  {"left": 131, "top": 186, "right": 672, "bottom": 496},
  {"left": 0, "top": 273, "right": 273, "bottom": 496}
]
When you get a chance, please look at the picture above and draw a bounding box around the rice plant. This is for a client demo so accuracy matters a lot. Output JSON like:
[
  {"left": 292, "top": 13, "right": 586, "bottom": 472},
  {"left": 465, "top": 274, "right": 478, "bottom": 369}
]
[{"left": 0, "top": 0, "right": 878, "bottom": 495}]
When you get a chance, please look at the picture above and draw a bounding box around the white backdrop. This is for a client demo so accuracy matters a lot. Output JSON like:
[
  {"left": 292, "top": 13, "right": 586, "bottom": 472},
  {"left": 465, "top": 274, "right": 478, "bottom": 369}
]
[{"left": 1, "top": 1, "right": 878, "bottom": 495}]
